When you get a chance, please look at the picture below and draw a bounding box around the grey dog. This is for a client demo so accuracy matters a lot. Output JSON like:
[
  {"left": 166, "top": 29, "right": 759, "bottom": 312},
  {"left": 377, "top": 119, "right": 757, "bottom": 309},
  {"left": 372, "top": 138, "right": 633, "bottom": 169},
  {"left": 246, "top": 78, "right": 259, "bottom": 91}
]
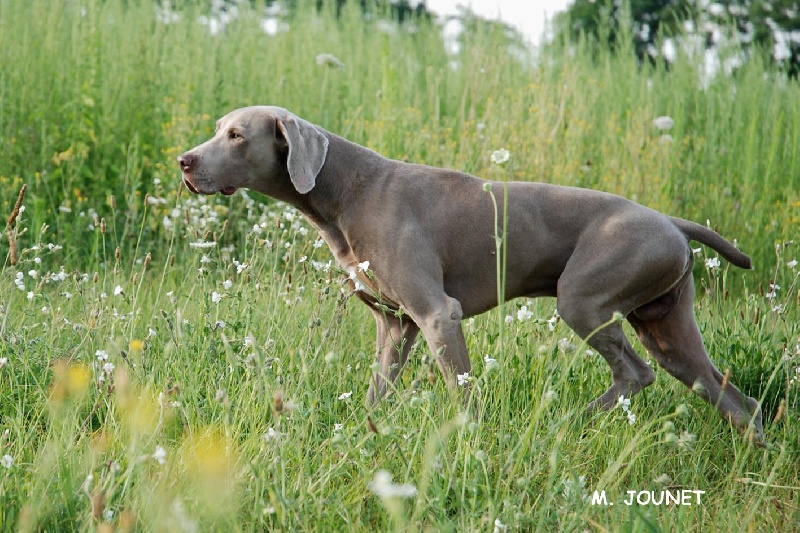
[{"left": 178, "top": 106, "right": 763, "bottom": 442}]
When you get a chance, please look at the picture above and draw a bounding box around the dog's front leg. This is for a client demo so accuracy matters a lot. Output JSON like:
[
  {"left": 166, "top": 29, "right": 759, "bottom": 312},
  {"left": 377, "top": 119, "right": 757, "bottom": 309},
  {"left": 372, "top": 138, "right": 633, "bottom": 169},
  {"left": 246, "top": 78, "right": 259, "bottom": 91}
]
[
  {"left": 366, "top": 308, "right": 420, "bottom": 403},
  {"left": 416, "top": 297, "right": 473, "bottom": 396}
]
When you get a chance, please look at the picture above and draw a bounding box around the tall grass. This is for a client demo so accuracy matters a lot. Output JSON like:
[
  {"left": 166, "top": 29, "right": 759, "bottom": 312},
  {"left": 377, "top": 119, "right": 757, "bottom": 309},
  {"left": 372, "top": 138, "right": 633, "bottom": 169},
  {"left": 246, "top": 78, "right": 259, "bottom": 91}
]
[{"left": 1, "top": 0, "right": 799, "bottom": 530}]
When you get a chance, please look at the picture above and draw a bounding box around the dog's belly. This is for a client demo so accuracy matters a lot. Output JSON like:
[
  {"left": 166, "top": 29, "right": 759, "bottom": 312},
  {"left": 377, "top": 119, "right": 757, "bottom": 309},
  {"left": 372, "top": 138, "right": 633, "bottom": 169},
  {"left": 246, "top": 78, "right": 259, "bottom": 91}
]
[{"left": 444, "top": 265, "right": 561, "bottom": 318}]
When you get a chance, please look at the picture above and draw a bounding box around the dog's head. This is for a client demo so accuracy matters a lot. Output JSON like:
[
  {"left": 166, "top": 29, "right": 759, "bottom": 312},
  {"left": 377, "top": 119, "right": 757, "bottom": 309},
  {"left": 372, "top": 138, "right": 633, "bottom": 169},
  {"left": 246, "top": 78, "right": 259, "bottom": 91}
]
[{"left": 177, "top": 106, "right": 329, "bottom": 197}]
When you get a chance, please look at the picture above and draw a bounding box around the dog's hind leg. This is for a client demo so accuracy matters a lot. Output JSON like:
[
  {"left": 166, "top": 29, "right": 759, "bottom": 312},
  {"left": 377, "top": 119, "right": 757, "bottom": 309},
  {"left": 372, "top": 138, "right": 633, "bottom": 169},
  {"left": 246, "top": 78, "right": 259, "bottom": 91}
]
[
  {"left": 556, "top": 281, "right": 657, "bottom": 412},
  {"left": 557, "top": 307, "right": 656, "bottom": 412},
  {"left": 628, "top": 269, "right": 763, "bottom": 442}
]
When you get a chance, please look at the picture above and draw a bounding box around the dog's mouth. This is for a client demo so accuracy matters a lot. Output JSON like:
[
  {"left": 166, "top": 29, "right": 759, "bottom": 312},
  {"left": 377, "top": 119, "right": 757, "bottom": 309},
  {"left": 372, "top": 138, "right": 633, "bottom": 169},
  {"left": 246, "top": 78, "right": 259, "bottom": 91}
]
[
  {"left": 182, "top": 176, "right": 236, "bottom": 196},
  {"left": 183, "top": 177, "right": 200, "bottom": 194}
]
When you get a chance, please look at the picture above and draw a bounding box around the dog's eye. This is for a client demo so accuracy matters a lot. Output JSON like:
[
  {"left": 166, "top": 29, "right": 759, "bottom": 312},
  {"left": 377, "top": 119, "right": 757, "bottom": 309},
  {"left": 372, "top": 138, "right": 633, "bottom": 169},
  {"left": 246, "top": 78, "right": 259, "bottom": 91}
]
[{"left": 228, "top": 130, "right": 243, "bottom": 141}]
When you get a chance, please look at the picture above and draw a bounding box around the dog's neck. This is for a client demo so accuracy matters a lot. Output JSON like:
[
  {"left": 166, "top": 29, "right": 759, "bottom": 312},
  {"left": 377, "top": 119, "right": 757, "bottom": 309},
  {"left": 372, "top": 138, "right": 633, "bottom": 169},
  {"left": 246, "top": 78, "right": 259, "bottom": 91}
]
[
  {"left": 306, "top": 131, "right": 386, "bottom": 220},
  {"left": 281, "top": 130, "right": 388, "bottom": 268}
]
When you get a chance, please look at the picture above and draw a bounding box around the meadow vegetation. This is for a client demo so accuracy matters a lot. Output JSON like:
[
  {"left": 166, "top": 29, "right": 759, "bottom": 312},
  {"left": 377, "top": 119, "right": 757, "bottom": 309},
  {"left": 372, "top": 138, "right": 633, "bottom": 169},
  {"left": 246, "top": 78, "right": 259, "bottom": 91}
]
[{"left": 1, "top": 0, "right": 798, "bottom": 530}]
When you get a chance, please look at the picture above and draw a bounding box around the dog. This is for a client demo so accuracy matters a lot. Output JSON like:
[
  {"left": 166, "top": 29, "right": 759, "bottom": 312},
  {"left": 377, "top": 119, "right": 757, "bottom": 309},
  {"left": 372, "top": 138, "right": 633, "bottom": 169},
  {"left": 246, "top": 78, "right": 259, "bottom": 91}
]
[{"left": 178, "top": 105, "right": 763, "bottom": 442}]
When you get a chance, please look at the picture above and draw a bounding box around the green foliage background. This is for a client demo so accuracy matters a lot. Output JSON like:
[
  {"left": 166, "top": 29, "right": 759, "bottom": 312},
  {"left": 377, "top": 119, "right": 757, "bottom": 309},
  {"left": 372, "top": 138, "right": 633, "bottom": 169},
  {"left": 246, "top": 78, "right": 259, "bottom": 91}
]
[{"left": 0, "top": 0, "right": 798, "bottom": 531}]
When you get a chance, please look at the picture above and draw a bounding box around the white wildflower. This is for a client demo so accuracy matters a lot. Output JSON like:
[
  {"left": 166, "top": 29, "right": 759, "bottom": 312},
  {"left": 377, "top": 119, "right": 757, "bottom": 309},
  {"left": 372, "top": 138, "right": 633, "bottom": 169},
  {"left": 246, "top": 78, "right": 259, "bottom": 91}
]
[
  {"left": 188, "top": 240, "right": 216, "bottom": 249},
  {"left": 766, "top": 283, "right": 779, "bottom": 300},
  {"left": 517, "top": 305, "right": 533, "bottom": 321},
  {"left": 338, "top": 391, "right": 353, "bottom": 401},
  {"left": 348, "top": 270, "right": 365, "bottom": 291},
  {"left": 543, "top": 390, "right": 558, "bottom": 403},
  {"left": 491, "top": 148, "right": 510, "bottom": 166},
  {"left": 152, "top": 445, "right": 167, "bottom": 465},
  {"left": 676, "top": 430, "right": 696, "bottom": 451},
  {"left": 617, "top": 395, "right": 631, "bottom": 411},
  {"left": 483, "top": 355, "right": 499, "bottom": 371},
  {"left": 368, "top": 470, "right": 417, "bottom": 498},
  {"left": 790, "top": 365, "right": 800, "bottom": 387},
  {"left": 1, "top": 455, "right": 12, "bottom": 469},
  {"left": 618, "top": 395, "right": 637, "bottom": 424},
  {"left": 316, "top": 53, "right": 345, "bottom": 69},
  {"left": 653, "top": 115, "right": 675, "bottom": 131},
  {"left": 705, "top": 257, "right": 720, "bottom": 270},
  {"left": 357, "top": 260, "right": 370, "bottom": 272},
  {"left": 211, "top": 291, "right": 223, "bottom": 303},
  {"left": 558, "top": 338, "right": 575, "bottom": 354}
]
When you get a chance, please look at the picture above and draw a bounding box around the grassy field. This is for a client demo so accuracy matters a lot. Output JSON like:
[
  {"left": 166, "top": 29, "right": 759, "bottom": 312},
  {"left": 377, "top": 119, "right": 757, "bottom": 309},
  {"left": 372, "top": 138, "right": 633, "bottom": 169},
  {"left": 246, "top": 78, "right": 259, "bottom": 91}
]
[{"left": 1, "top": 0, "right": 799, "bottom": 530}]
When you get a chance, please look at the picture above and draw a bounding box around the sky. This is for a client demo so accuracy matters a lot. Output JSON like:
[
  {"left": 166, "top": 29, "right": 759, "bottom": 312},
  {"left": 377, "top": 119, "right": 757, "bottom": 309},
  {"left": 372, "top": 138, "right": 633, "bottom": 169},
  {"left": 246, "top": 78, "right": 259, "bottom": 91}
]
[{"left": 425, "top": 0, "right": 572, "bottom": 45}]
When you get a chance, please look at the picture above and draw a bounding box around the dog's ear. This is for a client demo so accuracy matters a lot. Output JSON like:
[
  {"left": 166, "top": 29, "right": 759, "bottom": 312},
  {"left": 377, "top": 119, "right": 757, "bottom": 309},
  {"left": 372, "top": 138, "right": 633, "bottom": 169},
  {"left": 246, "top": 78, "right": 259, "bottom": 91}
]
[{"left": 276, "top": 115, "right": 329, "bottom": 194}]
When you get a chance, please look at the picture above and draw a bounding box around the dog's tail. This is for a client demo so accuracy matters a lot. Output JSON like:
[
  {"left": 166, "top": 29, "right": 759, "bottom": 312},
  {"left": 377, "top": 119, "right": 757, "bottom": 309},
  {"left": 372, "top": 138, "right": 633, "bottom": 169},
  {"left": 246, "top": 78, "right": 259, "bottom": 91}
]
[{"left": 671, "top": 217, "right": 752, "bottom": 269}]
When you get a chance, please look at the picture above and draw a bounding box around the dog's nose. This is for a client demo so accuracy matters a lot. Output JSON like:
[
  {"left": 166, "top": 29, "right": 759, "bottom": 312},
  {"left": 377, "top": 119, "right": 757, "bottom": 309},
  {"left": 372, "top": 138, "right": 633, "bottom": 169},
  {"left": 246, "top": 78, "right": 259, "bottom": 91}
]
[{"left": 177, "top": 153, "right": 196, "bottom": 172}]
